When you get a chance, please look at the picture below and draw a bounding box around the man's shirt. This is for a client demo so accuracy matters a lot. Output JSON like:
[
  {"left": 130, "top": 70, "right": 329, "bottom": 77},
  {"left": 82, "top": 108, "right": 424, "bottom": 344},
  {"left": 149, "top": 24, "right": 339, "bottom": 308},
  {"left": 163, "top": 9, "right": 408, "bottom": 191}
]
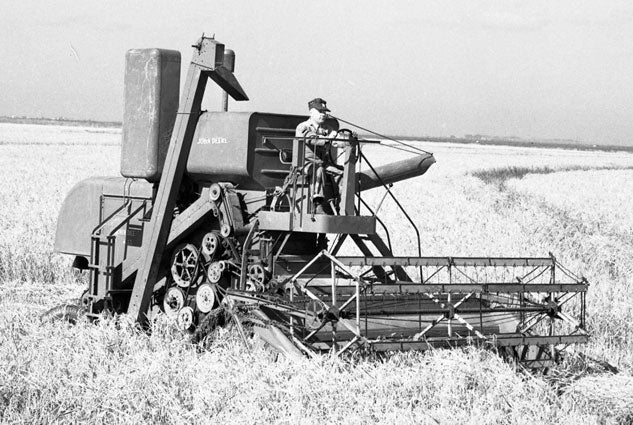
[{"left": 295, "top": 119, "right": 335, "bottom": 163}]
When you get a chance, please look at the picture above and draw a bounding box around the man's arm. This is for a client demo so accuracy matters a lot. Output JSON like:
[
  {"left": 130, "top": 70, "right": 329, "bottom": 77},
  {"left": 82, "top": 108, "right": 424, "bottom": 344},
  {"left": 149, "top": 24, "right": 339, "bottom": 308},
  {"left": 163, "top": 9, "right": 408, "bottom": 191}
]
[
  {"left": 296, "top": 123, "right": 340, "bottom": 147},
  {"left": 296, "top": 122, "right": 325, "bottom": 147}
]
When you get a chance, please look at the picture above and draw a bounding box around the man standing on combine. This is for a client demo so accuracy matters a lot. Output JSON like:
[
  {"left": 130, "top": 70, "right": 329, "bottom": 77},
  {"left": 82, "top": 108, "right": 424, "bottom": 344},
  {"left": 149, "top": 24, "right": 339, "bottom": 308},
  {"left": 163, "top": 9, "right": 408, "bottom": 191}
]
[{"left": 295, "top": 98, "right": 344, "bottom": 214}]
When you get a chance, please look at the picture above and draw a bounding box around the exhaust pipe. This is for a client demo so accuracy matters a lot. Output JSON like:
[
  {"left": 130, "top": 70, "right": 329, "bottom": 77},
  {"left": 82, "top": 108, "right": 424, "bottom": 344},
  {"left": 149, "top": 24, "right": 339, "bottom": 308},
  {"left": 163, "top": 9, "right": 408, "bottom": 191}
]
[{"left": 221, "top": 49, "right": 236, "bottom": 111}]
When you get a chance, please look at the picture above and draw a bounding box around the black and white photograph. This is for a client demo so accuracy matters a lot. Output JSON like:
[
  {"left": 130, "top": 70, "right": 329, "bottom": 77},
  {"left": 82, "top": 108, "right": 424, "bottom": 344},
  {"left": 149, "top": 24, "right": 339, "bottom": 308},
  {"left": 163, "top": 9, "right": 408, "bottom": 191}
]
[{"left": 1, "top": 1, "right": 632, "bottom": 423}]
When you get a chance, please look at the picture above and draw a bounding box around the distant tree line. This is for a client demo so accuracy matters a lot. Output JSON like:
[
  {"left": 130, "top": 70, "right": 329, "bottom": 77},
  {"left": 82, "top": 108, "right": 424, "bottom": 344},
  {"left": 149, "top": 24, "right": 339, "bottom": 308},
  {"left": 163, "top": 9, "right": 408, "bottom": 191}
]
[{"left": 0, "top": 115, "right": 121, "bottom": 128}]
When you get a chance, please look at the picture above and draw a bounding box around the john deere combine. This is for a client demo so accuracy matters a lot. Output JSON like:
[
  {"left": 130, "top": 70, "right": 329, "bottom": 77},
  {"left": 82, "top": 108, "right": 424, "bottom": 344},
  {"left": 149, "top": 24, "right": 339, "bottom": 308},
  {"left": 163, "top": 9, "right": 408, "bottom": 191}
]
[{"left": 52, "top": 35, "right": 588, "bottom": 367}]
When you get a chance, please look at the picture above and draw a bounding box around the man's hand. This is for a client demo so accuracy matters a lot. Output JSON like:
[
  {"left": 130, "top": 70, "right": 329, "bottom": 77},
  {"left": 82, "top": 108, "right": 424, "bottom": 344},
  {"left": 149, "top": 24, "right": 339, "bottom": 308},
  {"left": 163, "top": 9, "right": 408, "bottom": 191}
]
[{"left": 326, "top": 130, "right": 341, "bottom": 148}]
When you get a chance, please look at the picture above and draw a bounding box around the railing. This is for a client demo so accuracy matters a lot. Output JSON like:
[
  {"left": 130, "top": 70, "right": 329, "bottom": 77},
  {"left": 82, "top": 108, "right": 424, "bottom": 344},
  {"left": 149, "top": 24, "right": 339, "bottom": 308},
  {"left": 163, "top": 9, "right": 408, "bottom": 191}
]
[
  {"left": 262, "top": 134, "right": 376, "bottom": 217},
  {"left": 87, "top": 196, "right": 148, "bottom": 312},
  {"left": 356, "top": 148, "right": 425, "bottom": 279}
]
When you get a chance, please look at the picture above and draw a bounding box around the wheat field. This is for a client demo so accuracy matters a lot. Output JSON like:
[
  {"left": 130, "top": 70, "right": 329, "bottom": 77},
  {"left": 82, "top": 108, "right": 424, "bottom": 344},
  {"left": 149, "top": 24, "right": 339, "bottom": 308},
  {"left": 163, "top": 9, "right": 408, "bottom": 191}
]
[{"left": 1, "top": 122, "right": 633, "bottom": 424}]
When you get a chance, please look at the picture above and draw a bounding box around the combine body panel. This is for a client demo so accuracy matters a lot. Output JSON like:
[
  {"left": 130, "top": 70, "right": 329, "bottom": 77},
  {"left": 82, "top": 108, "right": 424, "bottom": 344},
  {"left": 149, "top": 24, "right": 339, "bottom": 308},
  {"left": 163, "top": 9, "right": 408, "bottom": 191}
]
[
  {"left": 187, "top": 112, "right": 306, "bottom": 189},
  {"left": 53, "top": 36, "right": 588, "bottom": 368},
  {"left": 121, "top": 48, "right": 181, "bottom": 182},
  {"left": 55, "top": 177, "right": 153, "bottom": 257}
]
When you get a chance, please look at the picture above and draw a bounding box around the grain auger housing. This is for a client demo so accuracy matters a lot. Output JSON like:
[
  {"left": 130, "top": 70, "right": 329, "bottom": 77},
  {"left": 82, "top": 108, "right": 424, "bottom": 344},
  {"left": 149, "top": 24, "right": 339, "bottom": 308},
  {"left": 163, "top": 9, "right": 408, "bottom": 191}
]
[{"left": 53, "top": 36, "right": 588, "bottom": 367}]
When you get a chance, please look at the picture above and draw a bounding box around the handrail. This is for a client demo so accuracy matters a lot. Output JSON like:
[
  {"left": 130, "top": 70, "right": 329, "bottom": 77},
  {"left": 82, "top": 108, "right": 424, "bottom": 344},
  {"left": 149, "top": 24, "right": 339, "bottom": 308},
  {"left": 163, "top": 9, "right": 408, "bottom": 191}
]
[
  {"left": 358, "top": 150, "right": 423, "bottom": 281},
  {"left": 357, "top": 197, "right": 393, "bottom": 253},
  {"left": 263, "top": 135, "right": 382, "bottom": 144},
  {"left": 92, "top": 199, "right": 131, "bottom": 236},
  {"left": 266, "top": 135, "right": 419, "bottom": 275},
  {"left": 108, "top": 201, "right": 148, "bottom": 237}
]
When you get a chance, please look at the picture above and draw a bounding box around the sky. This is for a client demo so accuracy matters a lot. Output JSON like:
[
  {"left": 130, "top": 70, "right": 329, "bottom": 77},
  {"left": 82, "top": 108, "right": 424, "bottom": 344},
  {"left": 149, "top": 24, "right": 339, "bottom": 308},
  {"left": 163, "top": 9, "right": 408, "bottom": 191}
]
[{"left": 1, "top": 0, "right": 632, "bottom": 145}]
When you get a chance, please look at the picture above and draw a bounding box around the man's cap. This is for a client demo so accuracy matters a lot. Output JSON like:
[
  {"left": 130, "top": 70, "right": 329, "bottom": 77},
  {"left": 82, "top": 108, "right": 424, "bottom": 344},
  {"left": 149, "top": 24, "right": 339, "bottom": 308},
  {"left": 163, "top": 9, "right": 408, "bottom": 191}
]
[{"left": 308, "top": 98, "right": 330, "bottom": 112}]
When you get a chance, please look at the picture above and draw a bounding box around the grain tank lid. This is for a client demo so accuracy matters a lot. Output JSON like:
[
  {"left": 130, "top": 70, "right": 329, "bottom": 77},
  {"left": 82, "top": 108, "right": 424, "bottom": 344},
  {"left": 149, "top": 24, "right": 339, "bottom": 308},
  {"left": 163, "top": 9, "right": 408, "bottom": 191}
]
[
  {"left": 249, "top": 111, "right": 308, "bottom": 120},
  {"left": 195, "top": 110, "right": 325, "bottom": 120},
  {"left": 195, "top": 111, "right": 311, "bottom": 124},
  {"left": 246, "top": 112, "right": 337, "bottom": 131},
  {"left": 247, "top": 111, "right": 335, "bottom": 120},
  {"left": 126, "top": 48, "right": 181, "bottom": 61}
]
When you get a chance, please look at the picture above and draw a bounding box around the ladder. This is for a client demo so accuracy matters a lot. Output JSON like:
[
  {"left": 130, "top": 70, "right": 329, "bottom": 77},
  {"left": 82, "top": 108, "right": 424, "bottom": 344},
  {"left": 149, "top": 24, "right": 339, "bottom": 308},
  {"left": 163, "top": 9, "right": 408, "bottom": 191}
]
[{"left": 86, "top": 200, "right": 147, "bottom": 317}]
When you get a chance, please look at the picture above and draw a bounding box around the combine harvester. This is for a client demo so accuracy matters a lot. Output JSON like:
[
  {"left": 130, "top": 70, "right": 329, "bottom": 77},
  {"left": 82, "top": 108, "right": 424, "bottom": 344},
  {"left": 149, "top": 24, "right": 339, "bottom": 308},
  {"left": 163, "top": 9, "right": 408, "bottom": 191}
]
[{"left": 52, "top": 36, "right": 588, "bottom": 368}]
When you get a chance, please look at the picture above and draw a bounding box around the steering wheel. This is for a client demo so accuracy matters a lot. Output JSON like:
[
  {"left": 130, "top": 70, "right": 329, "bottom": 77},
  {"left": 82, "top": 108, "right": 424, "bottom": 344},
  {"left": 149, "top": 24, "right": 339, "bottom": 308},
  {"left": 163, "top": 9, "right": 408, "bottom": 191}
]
[
  {"left": 334, "top": 128, "right": 354, "bottom": 140},
  {"left": 328, "top": 128, "right": 357, "bottom": 160}
]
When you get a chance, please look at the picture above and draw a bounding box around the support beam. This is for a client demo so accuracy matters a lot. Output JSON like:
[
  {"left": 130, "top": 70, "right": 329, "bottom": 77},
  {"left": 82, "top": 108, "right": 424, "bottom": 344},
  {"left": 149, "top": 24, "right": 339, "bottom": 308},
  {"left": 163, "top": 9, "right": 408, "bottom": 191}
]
[
  {"left": 350, "top": 234, "right": 411, "bottom": 282},
  {"left": 339, "top": 139, "right": 358, "bottom": 216}
]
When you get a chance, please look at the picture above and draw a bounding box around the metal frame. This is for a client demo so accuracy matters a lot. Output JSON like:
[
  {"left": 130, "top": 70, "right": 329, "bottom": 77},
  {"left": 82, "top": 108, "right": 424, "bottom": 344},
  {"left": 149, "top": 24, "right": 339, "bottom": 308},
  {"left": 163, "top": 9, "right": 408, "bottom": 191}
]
[{"left": 226, "top": 250, "right": 588, "bottom": 365}]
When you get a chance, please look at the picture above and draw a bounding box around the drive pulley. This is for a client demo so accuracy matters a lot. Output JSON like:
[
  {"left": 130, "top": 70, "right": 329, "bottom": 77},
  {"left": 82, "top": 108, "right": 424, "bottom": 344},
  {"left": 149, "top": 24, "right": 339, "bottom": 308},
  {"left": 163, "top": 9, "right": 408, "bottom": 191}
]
[
  {"left": 246, "top": 263, "right": 269, "bottom": 292},
  {"left": 195, "top": 283, "right": 217, "bottom": 313},
  {"left": 171, "top": 243, "right": 201, "bottom": 288},
  {"left": 163, "top": 286, "right": 186, "bottom": 318},
  {"left": 207, "top": 261, "right": 226, "bottom": 283},
  {"left": 201, "top": 231, "right": 222, "bottom": 260}
]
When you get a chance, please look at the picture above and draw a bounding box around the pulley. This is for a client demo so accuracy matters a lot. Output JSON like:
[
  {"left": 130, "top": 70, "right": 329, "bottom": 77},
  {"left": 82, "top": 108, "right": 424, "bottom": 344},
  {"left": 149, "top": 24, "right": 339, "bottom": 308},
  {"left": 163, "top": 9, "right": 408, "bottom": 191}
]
[
  {"left": 209, "top": 183, "right": 222, "bottom": 201},
  {"left": 246, "top": 264, "right": 268, "bottom": 292},
  {"left": 201, "top": 232, "right": 222, "bottom": 259},
  {"left": 177, "top": 306, "right": 195, "bottom": 330},
  {"left": 163, "top": 286, "right": 186, "bottom": 318},
  {"left": 207, "top": 261, "right": 226, "bottom": 283},
  {"left": 248, "top": 264, "right": 267, "bottom": 284},
  {"left": 195, "top": 283, "right": 217, "bottom": 313},
  {"left": 220, "top": 223, "right": 232, "bottom": 238},
  {"left": 170, "top": 243, "right": 200, "bottom": 288}
]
